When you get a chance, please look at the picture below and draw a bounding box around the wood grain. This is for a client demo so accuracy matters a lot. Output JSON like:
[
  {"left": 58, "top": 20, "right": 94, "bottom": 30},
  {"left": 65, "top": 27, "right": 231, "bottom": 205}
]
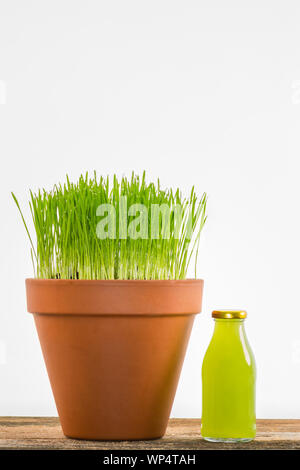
[{"left": 0, "top": 418, "right": 300, "bottom": 450}]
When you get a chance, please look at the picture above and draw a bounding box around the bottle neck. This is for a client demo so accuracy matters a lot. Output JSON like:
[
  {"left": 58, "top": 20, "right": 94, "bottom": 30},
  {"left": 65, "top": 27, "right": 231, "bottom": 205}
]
[
  {"left": 213, "top": 319, "right": 246, "bottom": 341},
  {"left": 210, "top": 319, "right": 253, "bottom": 366}
]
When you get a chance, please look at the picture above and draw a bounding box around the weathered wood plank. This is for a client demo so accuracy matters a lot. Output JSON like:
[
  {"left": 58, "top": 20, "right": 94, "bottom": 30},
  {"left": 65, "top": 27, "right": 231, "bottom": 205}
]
[{"left": 0, "top": 418, "right": 300, "bottom": 450}]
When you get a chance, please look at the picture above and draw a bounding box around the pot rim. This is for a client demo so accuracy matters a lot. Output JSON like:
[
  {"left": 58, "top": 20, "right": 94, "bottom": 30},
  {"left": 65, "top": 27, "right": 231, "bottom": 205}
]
[
  {"left": 25, "top": 278, "right": 204, "bottom": 315},
  {"left": 26, "top": 278, "right": 203, "bottom": 285}
]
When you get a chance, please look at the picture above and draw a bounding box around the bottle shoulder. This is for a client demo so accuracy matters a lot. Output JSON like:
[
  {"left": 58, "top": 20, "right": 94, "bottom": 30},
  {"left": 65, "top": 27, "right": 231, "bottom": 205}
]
[{"left": 202, "top": 331, "right": 256, "bottom": 370}]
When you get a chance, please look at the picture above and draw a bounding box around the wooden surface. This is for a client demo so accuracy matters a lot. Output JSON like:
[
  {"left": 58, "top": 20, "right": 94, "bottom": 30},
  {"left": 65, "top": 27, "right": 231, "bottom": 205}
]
[{"left": 0, "top": 418, "right": 300, "bottom": 450}]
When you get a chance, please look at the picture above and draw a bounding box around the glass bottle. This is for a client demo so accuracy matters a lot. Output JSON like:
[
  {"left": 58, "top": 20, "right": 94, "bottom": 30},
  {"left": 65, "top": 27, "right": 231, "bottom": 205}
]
[{"left": 201, "top": 310, "right": 256, "bottom": 442}]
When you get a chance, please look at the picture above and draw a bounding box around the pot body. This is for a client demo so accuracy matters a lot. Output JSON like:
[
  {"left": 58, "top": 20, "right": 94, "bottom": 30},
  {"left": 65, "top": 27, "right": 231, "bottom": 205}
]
[{"left": 26, "top": 279, "right": 203, "bottom": 440}]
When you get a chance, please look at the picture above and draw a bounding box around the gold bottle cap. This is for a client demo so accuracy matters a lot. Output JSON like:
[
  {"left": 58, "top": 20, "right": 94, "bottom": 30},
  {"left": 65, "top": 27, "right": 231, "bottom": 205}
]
[{"left": 212, "top": 310, "right": 247, "bottom": 319}]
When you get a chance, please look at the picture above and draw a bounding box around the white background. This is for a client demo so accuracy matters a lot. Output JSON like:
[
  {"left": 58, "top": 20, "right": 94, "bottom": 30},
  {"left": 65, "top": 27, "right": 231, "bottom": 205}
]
[{"left": 0, "top": 1, "right": 300, "bottom": 418}]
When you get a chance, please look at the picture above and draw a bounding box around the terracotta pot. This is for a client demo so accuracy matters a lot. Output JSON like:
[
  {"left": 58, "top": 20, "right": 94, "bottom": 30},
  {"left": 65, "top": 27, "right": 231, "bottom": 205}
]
[{"left": 26, "top": 279, "right": 204, "bottom": 440}]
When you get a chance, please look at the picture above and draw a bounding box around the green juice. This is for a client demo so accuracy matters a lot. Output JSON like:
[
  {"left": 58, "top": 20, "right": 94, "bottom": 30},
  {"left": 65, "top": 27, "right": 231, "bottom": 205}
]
[{"left": 201, "top": 317, "right": 256, "bottom": 442}]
